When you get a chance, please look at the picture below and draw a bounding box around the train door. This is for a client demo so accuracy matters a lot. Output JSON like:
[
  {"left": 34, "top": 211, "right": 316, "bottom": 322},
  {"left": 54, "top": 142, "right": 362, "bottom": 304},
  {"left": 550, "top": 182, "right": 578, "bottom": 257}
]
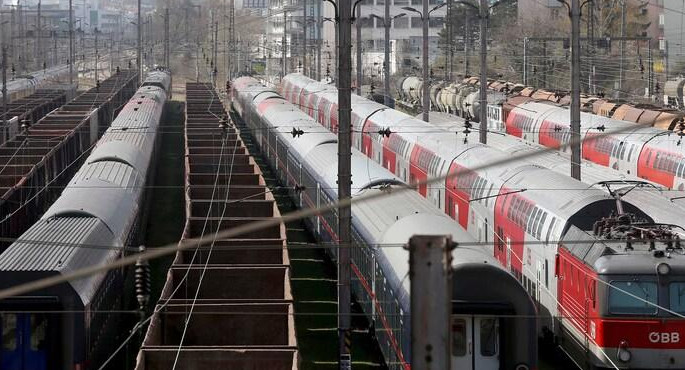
[
  {"left": 1, "top": 313, "right": 48, "bottom": 370},
  {"left": 451, "top": 316, "right": 500, "bottom": 370}
]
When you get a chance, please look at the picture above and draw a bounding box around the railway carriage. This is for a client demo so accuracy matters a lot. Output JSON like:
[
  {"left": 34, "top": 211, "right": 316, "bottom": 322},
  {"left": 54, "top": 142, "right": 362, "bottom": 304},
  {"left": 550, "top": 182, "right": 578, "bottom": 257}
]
[
  {"left": 0, "top": 70, "right": 171, "bottom": 370},
  {"left": 503, "top": 101, "right": 685, "bottom": 190},
  {"left": 233, "top": 77, "right": 538, "bottom": 370},
  {"left": 281, "top": 73, "right": 685, "bottom": 369}
]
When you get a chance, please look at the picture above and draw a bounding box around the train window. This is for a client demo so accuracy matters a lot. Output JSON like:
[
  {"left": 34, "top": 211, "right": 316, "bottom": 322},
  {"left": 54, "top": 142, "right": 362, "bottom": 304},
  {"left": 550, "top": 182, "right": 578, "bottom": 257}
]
[
  {"left": 2, "top": 314, "right": 16, "bottom": 351},
  {"left": 627, "top": 145, "right": 635, "bottom": 162},
  {"left": 608, "top": 280, "right": 658, "bottom": 315},
  {"left": 545, "top": 217, "right": 556, "bottom": 245},
  {"left": 485, "top": 184, "right": 493, "bottom": 207},
  {"left": 480, "top": 319, "right": 498, "bottom": 356},
  {"left": 545, "top": 259, "right": 549, "bottom": 288},
  {"left": 526, "top": 208, "right": 537, "bottom": 235},
  {"left": 30, "top": 314, "right": 47, "bottom": 351},
  {"left": 669, "top": 282, "right": 685, "bottom": 314},
  {"left": 451, "top": 319, "right": 467, "bottom": 356},
  {"left": 619, "top": 142, "right": 628, "bottom": 159},
  {"left": 537, "top": 213, "right": 547, "bottom": 240}
]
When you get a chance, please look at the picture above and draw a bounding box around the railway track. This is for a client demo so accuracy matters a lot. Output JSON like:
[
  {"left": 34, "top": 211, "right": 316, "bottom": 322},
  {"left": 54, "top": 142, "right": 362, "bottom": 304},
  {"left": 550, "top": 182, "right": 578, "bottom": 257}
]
[
  {"left": 0, "top": 70, "right": 139, "bottom": 249},
  {"left": 136, "top": 83, "right": 298, "bottom": 369}
]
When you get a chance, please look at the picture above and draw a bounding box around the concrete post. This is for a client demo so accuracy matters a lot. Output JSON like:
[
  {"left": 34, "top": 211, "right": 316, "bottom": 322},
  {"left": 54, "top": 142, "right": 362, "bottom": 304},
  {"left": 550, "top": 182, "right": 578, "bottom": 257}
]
[{"left": 409, "top": 235, "right": 452, "bottom": 370}]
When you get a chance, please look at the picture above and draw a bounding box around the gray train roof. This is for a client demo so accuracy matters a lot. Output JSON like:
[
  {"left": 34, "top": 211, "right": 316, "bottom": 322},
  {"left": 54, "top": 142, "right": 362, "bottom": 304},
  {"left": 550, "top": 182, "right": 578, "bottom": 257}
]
[
  {"left": 141, "top": 70, "right": 172, "bottom": 92},
  {"left": 562, "top": 225, "right": 685, "bottom": 275},
  {"left": 0, "top": 216, "right": 118, "bottom": 306}
]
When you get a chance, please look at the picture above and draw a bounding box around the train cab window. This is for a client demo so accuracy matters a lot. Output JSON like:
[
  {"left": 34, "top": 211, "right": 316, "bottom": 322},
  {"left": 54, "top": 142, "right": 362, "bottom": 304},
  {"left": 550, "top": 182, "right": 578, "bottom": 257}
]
[
  {"left": 451, "top": 319, "right": 467, "bottom": 356},
  {"left": 480, "top": 319, "right": 498, "bottom": 356},
  {"left": 2, "top": 314, "right": 16, "bottom": 351},
  {"left": 609, "top": 280, "right": 658, "bottom": 315},
  {"left": 669, "top": 282, "right": 685, "bottom": 314},
  {"left": 30, "top": 314, "right": 47, "bottom": 351}
]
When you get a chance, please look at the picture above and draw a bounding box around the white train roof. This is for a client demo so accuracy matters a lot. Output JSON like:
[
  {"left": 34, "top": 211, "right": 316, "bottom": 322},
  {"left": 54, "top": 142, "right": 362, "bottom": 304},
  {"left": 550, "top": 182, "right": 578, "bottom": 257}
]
[
  {"left": 260, "top": 100, "right": 337, "bottom": 160},
  {"left": 305, "top": 143, "right": 400, "bottom": 194},
  {"left": 430, "top": 112, "right": 683, "bottom": 227}
]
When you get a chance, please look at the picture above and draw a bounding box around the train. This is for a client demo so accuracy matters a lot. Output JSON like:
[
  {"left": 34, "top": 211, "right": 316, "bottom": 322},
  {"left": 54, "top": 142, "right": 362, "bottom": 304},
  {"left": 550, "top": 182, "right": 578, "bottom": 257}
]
[
  {"left": 396, "top": 76, "right": 685, "bottom": 130},
  {"left": 282, "top": 73, "right": 685, "bottom": 369},
  {"left": 425, "top": 111, "right": 685, "bottom": 229},
  {"left": 498, "top": 100, "right": 685, "bottom": 190},
  {"left": 0, "top": 65, "right": 71, "bottom": 103},
  {"left": 395, "top": 75, "right": 685, "bottom": 191},
  {"left": 232, "top": 76, "right": 538, "bottom": 370},
  {"left": 0, "top": 69, "right": 171, "bottom": 370}
]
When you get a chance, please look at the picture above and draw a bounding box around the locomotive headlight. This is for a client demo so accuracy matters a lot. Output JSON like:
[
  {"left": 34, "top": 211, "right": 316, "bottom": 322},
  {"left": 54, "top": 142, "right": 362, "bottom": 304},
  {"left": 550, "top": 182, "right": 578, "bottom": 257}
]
[
  {"left": 618, "top": 341, "right": 632, "bottom": 363},
  {"left": 514, "top": 364, "right": 529, "bottom": 370},
  {"left": 657, "top": 262, "right": 671, "bottom": 275}
]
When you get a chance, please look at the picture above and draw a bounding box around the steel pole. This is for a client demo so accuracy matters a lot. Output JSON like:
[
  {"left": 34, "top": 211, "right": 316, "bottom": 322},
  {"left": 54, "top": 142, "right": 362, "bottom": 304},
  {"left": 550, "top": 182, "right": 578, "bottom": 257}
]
[
  {"left": 356, "top": 5, "right": 362, "bottom": 95},
  {"left": 619, "top": 0, "right": 625, "bottom": 97},
  {"left": 317, "top": 0, "right": 322, "bottom": 80},
  {"left": 447, "top": 0, "right": 453, "bottom": 80},
  {"left": 334, "top": 19, "right": 339, "bottom": 85},
  {"left": 464, "top": 14, "right": 469, "bottom": 76},
  {"left": 2, "top": 46, "right": 7, "bottom": 127},
  {"left": 422, "top": 4, "right": 429, "bottom": 122},
  {"left": 37, "top": 0, "right": 41, "bottom": 69},
  {"left": 69, "top": 0, "right": 74, "bottom": 84},
  {"left": 338, "top": 0, "right": 353, "bottom": 367},
  {"left": 283, "top": 11, "right": 288, "bottom": 78},
  {"left": 137, "top": 0, "right": 142, "bottom": 83},
  {"left": 570, "top": 0, "right": 581, "bottom": 180},
  {"left": 523, "top": 36, "right": 527, "bottom": 85},
  {"left": 303, "top": 0, "right": 307, "bottom": 76},
  {"left": 383, "top": 5, "right": 391, "bottom": 105},
  {"left": 479, "top": 0, "right": 487, "bottom": 143},
  {"left": 94, "top": 29, "right": 98, "bottom": 85}
]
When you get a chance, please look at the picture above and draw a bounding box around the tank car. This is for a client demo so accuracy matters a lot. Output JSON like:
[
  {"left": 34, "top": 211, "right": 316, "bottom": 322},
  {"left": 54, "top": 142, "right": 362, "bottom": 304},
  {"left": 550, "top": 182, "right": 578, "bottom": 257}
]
[
  {"left": 282, "top": 73, "right": 685, "bottom": 369},
  {"left": 233, "top": 76, "right": 538, "bottom": 370},
  {"left": 0, "top": 70, "right": 171, "bottom": 370}
]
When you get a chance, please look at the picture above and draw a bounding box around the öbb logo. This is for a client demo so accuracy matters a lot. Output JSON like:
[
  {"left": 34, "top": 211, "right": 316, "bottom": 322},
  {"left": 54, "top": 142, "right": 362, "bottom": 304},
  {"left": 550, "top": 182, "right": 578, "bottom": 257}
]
[{"left": 648, "top": 332, "right": 680, "bottom": 344}]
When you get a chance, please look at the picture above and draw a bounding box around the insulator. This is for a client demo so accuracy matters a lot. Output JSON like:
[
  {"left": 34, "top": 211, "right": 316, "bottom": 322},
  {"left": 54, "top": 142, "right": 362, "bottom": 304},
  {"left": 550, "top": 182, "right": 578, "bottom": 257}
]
[{"left": 135, "top": 245, "right": 151, "bottom": 312}]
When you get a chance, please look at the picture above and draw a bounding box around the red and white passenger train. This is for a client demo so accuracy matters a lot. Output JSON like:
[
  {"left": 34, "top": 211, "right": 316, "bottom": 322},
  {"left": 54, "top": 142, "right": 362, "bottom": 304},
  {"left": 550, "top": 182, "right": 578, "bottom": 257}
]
[
  {"left": 280, "top": 73, "right": 685, "bottom": 369},
  {"left": 500, "top": 101, "right": 685, "bottom": 191},
  {"left": 232, "top": 76, "right": 538, "bottom": 370}
]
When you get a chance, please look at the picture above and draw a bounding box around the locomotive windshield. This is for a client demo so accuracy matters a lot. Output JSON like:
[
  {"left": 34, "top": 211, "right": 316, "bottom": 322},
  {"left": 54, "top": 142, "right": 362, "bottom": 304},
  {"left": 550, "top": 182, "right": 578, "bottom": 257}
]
[
  {"left": 606, "top": 278, "right": 685, "bottom": 316},
  {"left": 671, "top": 282, "right": 685, "bottom": 314},
  {"left": 608, "top": 280, "right": 659, "bottom": 315}
]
